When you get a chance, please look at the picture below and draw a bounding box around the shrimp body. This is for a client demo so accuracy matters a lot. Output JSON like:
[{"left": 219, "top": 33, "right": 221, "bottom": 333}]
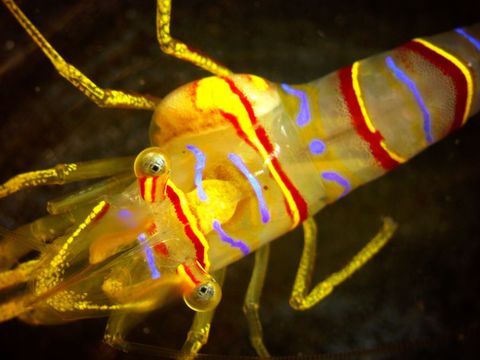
[{"left": 27, "top": 23, "right": 480, "bottom": 322}]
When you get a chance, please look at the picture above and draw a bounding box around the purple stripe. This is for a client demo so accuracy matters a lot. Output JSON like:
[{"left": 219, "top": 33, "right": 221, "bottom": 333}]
[
  {"left": 186, "top": 144, "right": 208, "bottom": 201},
  {"left": 455, "top": 28, "right": 480, "bottom": 51},
  {"left": 385, "top": 56, "right": 433, "bottom": 144},
  {"left": 281, "top": 83, "right": 311, "bottom": 127},
  {"left": 137, "top": 233, "right": 161, "bottom": 279},
  {"left": 228, "top": 152, "right": 270, "bottom": 223},
  {"left": 212, "top": 220, "right": 250, "bottom": 255},
  {"left": 321, "top": 171, "right": 351, "bottom": 198}
]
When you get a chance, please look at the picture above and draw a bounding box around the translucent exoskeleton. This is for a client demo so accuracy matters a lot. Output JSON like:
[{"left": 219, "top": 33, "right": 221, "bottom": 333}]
[{"left": 1, "top": 0, "right": 480, "bottom": 359}]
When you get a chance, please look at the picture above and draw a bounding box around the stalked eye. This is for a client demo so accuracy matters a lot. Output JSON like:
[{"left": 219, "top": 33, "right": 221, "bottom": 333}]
[
  {"left": 183, "top": 279, "right": 222, "bottom": 312},
  {"left": 134, "top": 147, "right": 170, "bottom": 178}
]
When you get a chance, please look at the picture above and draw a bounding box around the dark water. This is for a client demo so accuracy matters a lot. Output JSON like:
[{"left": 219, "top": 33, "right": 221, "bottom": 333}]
[{"left": 0, "top": 0, "right": 479, "bottom": 359}]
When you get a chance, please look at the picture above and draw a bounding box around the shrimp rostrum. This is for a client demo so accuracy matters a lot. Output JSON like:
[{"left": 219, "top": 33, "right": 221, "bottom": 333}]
[{"left": 1, "top": 0, "right": 480, "bottom": 358}]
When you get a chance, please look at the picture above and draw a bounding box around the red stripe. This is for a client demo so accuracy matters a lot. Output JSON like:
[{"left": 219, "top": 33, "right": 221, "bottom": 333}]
[
  {"left": 139, "top": 177, "right": 146, "bottom": 200},
  {"left": 185, "top": 225, "right": 205, "bottom": 267},
  {"left": 151, "top": 176, "right": 157, "bottom": 202},
  {"left": 182, "top": 264, "right": 200, "bottom": 285},
  {"left": 219, "top": 110, "right": 256, "bottom": 149},
  {"left": 165, "top": 185, "right": 188, "bottom": 225},
  {"left": 154, "top": 242, "right": 169, "bottom": 256},
  {"left": 270, "top": 157, "right": 308, "bottom": 221},
  {"left": 92, "top": 202, "right": 110, "bottom": 224},
  {"left": 220, "top": 77, "right": 309, "bottom": 222},
  {"left": 221, "top": 77, "right": 259, "bottom": 126},
  {"left": 403, "top": 40, "right": 468, "bottom": 132},
  {"left": 338, "top": 66, "right": 399, "bottom": 170},
  {"left": 165, "top": 184, "right": 206, "bottom": 269}
]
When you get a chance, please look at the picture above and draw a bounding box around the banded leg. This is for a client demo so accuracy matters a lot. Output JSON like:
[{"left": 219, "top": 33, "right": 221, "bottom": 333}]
[
  {"left": 156, "top": 0, "right": 233, "bottom": 76},
  {"left": 2, "top": 0, "right": 158, "bottom": 110},
  {"left": 290, "top": 217, "right": 397, "bottom": 310},
  {"left": 0, "top": 156, "right": 134, "bottom": 199},
  {"left": 243, "top": 244, "right": 271, "bottom": 358},
  {"left": 180, "top": 267, "right": 227, "bottom": 359}
]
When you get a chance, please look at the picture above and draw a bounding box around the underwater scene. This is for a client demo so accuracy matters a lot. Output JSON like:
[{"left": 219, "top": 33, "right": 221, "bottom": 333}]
[{"left": 0, "top": 0, "right": 479, "bottom": 359}]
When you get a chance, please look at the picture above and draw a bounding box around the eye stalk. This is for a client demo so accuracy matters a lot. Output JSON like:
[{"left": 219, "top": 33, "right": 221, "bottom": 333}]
[
  {"left": 183, "top": 278, "right": 222, "bottom": 312},
  {"left": 134, "top": 147, "right": 170, "bottom": 202},
  {"left": 134, "top": 147, "right": 170, "bottom": 178}
]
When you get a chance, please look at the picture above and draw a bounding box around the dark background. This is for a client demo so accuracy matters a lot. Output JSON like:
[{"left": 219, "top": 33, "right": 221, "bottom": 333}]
[{"left": 0, "top": 0, "right": 479, "bottom": 359}]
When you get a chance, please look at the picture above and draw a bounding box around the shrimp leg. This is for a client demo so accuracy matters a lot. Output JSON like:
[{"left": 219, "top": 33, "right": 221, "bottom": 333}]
[
  {"left": 104, "top": 269, "right": 227, "bottom": 359},
  {"left": 180, "top": 267, "right": 227, "bottom": 359},
  {"left": 243, "top": 243, "right": 271, "bottom": 358},
  {"left": 0, "top": 259, "right": 38, "bottom": 291},
  {"left": 289, "top": 217, "right": 397, "bottom": 310},
  {"left": 0, "top": 202, "right": 114, "bottom": 269},
  {"left": 1, "top": 0, "right": 158, "bottom": 110},
  {"left": 156, "top": 0, "right": 232, "bottom": 76},
  {"left": 0, "top": 156, "right": 134, "bottom": 199}
]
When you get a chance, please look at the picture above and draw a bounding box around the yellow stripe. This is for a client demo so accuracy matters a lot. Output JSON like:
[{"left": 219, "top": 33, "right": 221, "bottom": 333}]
[
  {"left": 177, "top": 264, "right": 197, "bottom": 288},
  {"left": 352, "top": 62, "right": 406, "bottom": 163},
  {"left": 167, "top": 179, "right": 210, "bottom": 270},
  {"left": 413, "top": 38, "right": 473, "bottom": 126},
  {"left": 38, "top": 201, "right": 108, "bottom": 294},
  {"left": 144, "top": 177, "right": 153, "bottom": 203},
  {"left": 196, "top": 78, "right": 301, "bottom": 227}
]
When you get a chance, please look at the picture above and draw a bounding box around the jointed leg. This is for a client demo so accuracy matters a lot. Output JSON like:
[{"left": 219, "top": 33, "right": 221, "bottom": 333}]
[
  {"left": 0, "top": 292, "right": 33, "bottom": 322},
  {"left": 0, "top": 202, "right": 109, "bottom": 269},
  {"left": 243, "top": 243, "right": 271, "bottom": 358},
  {"left": 2, "top": 0, "right": 158, "bottom": 110},
  {"left": 47, "top": 172, "right": 135, "bottom": 215},
  {"left": 156, "top": 0, "right": 233, "bottom": 76},
  {"left": 0, "top": 156, "right": 134, "bottom": 199},
  {"left": 104, "top": 268, "right": 227, "bottom": 359},
  {"left": 290, "top": 217, "right": 397, "bottom": 311},
  {"left": 0, "top": 259, "right": 38, "bottom": 291},
  {"left": 180, "top": 267, "right": 226, "bottom": 359}
]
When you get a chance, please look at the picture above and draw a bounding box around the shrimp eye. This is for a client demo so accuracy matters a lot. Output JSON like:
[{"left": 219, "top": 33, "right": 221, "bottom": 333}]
[
  {"left": 134, "top": 147, "right": 170, "bottom": 177},
  {"left": 183, "top": 279, "right": 222, "bottom": 312}
]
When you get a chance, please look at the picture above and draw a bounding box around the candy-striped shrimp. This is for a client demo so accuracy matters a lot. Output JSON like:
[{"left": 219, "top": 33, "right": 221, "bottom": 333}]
[{"left": 0, "top": 0, "right": 480, "bottom": 358}]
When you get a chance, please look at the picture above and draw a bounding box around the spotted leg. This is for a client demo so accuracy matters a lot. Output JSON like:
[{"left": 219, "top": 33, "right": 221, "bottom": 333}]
[
  {"left": 156, "top": 0, "right": 233, "bottom": 76},
  {"left": 290, "top": 217, "right": 397, "bottom": 310},
  {"left": 2, "top": 0, "right": 158, "bottom": 110}
]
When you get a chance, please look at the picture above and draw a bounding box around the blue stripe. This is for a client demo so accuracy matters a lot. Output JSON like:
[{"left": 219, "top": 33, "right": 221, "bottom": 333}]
[
  {"left": 212, "top": 220, "right": 250, "bottom": 255},
  {"left": 321, "top": 171, "right": 351, "bottom": 198},
  {"left": 385, "top": 56, "right": 433, "bottom": 144},
  {"left": 228, "top": 152, "right": 270, "bottom": 224},
  {"left": 455, "top": 28, "right": 480, "bottom": 51},
  {"left": 137, "top": 233, "right": 161, "bottom": 279},
  {"left": 281, "top": 83, "right": 311, "bottom": 127},
  {"left": 186, "top": 144, "right": 208, "bottom": 201}
]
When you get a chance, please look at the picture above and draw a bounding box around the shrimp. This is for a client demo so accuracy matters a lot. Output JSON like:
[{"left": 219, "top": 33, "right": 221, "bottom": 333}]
[{"left": 0, "top": 0, "right": 480, "bottom": 358}]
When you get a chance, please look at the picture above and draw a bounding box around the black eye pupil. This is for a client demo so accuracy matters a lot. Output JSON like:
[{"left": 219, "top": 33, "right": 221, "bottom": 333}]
[{"left": 150, "top": 164, "right": 159, "bottom": 172}]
